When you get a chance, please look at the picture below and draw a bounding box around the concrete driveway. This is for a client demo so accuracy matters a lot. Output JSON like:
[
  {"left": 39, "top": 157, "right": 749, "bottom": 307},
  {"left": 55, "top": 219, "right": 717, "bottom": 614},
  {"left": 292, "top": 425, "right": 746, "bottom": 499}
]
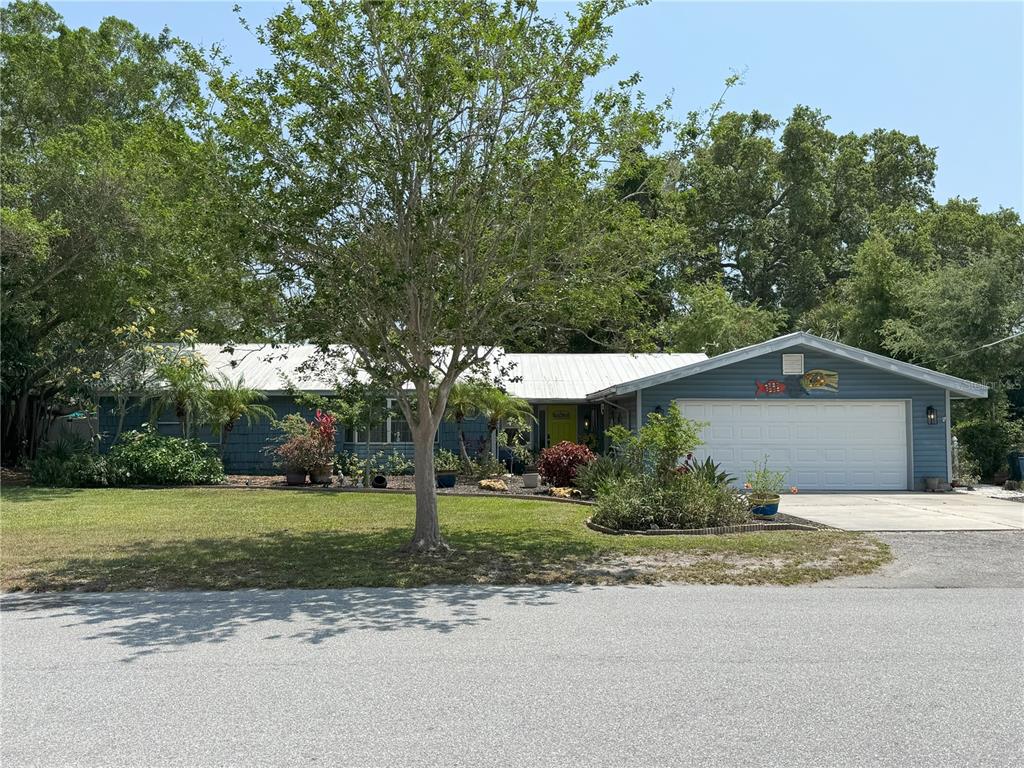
[{"left": 784, "top": 491, "right": 1024, "bottom": 531}]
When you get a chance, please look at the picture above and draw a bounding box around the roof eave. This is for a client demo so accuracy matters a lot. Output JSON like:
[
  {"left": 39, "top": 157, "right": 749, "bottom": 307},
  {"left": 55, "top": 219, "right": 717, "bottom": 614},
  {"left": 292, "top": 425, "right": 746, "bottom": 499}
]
[{"left": 585, "top": 332, "right": 989, "bottom": 399}]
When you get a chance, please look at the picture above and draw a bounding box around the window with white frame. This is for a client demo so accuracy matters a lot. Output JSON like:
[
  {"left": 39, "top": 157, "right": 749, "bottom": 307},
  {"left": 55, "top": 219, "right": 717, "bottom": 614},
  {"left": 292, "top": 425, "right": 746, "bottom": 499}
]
[{"left": 352, "top": 398, "right": 414, "bottom": 444}]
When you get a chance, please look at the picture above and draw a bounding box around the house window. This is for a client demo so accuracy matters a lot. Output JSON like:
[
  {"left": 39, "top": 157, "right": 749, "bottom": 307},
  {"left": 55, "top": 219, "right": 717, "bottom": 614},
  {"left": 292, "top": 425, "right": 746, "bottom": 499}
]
[{"left": 353, "top": 398, "right": 413, "bottom": 444}]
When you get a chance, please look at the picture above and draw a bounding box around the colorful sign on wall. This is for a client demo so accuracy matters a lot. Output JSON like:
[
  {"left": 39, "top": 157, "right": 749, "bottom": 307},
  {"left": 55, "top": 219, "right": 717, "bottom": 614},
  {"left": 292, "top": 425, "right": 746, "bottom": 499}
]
[{"left": 801, "top": 369, "right": 839, "bottom": 394}]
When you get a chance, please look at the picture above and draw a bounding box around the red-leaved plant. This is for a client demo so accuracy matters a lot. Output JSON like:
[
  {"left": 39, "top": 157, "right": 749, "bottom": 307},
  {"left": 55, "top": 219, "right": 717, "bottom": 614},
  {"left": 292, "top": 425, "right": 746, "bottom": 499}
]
[{"left": 537, "top": 441, "right": 596, "bottom": 487}]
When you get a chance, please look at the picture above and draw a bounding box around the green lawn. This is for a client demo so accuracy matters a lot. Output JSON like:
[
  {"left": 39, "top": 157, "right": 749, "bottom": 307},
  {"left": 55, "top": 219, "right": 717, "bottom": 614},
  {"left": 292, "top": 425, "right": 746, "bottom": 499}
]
[{"left": 0, "top": 487, "right": 890, "bottom": 591}]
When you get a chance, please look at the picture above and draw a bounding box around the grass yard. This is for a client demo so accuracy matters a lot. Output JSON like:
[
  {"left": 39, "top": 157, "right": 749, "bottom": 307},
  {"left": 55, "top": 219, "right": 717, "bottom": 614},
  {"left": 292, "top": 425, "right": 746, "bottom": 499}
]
[{"left": 0, "top": 487, "right": 890, "bottom": 591}]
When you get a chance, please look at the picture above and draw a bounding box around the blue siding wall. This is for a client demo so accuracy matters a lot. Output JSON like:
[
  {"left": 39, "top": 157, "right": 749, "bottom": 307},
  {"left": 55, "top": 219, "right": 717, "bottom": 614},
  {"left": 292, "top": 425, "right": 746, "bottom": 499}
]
[
  {"left": 98, "top": 396, "right": 497, "bottom": 474},
  {"left": 636, "top": 345, "right": 950, "bottom": 489}
]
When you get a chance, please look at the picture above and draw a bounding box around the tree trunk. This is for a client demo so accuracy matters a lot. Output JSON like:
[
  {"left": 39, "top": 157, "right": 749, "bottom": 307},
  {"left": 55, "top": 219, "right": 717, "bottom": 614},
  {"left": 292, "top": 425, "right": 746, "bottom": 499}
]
[
  {"left": 456, "top": 419, "right": 471, "bottom": 466},
  {"left": 403, "top": 418, "right": 448, "bottom": 553}
]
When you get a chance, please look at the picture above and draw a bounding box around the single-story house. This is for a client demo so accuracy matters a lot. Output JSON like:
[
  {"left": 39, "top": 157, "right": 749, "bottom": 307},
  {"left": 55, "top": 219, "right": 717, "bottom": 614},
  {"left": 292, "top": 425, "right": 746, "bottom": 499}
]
[{"left": 97, "top": 332, "right": 987, "bottom": 490}]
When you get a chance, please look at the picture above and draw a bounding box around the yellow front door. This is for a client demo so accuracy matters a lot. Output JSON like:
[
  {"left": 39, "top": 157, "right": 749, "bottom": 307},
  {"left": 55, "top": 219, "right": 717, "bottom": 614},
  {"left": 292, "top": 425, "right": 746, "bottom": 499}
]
[{"left": 547, "top": 404, "right": 577, "bottom": 446}]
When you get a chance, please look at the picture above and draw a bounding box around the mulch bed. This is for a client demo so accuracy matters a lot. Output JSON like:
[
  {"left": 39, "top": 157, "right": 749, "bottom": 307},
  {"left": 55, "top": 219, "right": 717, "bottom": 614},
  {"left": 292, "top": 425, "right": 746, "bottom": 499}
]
[
  {"left": 586, "top": 517, "right": 820, "bottom": 536},
  {"left": 224, "top": 473, "right": 560, "bottom": 498}
]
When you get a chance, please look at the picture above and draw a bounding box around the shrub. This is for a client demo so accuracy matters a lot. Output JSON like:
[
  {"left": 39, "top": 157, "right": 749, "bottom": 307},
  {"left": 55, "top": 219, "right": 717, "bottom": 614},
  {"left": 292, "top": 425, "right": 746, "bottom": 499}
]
[
  {"left": 574, "top": 453, "right": 635, "bottom": 498},
  {"left": 605, "top": 404, "right": 705, "bottom": 479},
  {"left": 275, "top": 435, "right": 323, "bottom": 473},
  {"left": 745, "top": 455, "right": 787, "bottom": 497},
  {"left": 467, "top": 453, "right": 506, "bottom": 479},
  {"left": 367, "top": 450, "right": 414, "bottom": 476},
  {"left": 31, "top": 452, "right": 109, "bottom": 487},
  {"left": 433, "top": 449, "right": 461, "bottom": 473},
  {"left": 107, "top": 430, "right": 224, "bottom": 485},
  {"left": 591, "top": 473, "right": 748, "bottom": 531},
  {"left": 272, "top": 413, "right": 336, "bottom": 472},
  {"left": 537, "top": 441, "right": 596, "bottom": 487},
  {"left": 335, "top": 450, "right": 364, "bottom": 478},
  {"left": 678, "top": 454, "right": 734, "bottom": 487},
  {"left": 955, "top": 418, "right": 1023, "bottom": 479}
]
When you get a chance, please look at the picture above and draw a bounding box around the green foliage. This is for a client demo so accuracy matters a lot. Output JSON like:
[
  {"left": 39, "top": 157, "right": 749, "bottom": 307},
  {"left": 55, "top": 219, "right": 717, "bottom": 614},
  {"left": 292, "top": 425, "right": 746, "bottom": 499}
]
[
  {"left": 334, "top": 451, "right": 365, "bottom": 482},
  {"left": 467, "top": 454, "right": 507, "bottom": 480},
  {"left": 681, "top": 455, "right": 735, "bottom": 487},
  {"left": 955, "top": 418, "right": 1024, "bottom": 479},
  {"left": 149, "top": 351, "right": 212, "bottom": 438},
  {"left": 105, "top": 430, "right": 224, "bottom": 485},
  {"left": 367, "top": 451, "right": 414, "bottom": 477},
  {"left": 745, "top": 456, "right": 788, "bottom": 497},
  {"left": 573, "top": 453, "right": 635, "bottom": 499},
  {"left": 638, "top": 403, "right": 706, "bottom": 478},
  {"left": 208, "top": 374, "right": 275, "bottom": 437},
  {"left": 30, "top": 453, "right": 108, "bottom": 487},
  {"left": 659, "top": 280, "right": 785, "bottom": 355},
  {"left": 1, "top": 1, "right": 279, "bottom": 464},
  {"left": 433, "top": 449, "right": 462, "bottom": 474},
  {"left": 591, "top": 473, "right": 748, "bottom": 531}
]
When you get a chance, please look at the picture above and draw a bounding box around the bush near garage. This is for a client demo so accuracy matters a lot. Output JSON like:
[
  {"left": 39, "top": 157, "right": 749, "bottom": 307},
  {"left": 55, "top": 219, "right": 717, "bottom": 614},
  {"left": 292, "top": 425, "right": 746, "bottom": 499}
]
[
  {"left": 955, "top": 417, "right": 1023, "bottom": 479},
  {"left": 591, "top": 472, "right": 749, "bottom": 531}
]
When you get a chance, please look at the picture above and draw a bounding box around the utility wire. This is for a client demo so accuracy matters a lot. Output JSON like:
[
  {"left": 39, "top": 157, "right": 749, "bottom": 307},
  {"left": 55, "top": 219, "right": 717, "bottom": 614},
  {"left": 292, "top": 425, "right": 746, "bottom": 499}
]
[{"left": 925, "top": 330, "right": 1024, "bottom": 364}]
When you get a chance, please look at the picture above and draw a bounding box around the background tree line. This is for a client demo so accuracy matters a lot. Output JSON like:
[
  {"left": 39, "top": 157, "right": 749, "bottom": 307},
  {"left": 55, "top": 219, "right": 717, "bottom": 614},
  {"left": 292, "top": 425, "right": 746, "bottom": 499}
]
[{"left": 2, "top": 0, "right": 1020, "bottom": 485}]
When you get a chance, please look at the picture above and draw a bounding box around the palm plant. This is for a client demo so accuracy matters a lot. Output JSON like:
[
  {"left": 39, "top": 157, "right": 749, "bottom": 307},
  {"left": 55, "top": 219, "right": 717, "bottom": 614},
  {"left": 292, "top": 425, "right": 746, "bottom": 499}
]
[
  {"left": 149, "top": 356, "right": 212, "bottom": 438},
  {"left": 208, "top": 373, "right": 276, "bottom": 463},
  {"left": 444, "top": 380, "right": 487, "bottom": 465},
  {"left": 478, "top": 388, "right": 536, "bottom": 459}
]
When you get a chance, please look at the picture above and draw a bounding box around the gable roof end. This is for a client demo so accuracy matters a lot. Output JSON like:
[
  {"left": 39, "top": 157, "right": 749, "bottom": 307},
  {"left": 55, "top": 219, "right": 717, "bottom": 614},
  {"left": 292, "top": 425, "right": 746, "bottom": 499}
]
[{"left": 587, "top": 332, "right": 989, "bottom": 400}]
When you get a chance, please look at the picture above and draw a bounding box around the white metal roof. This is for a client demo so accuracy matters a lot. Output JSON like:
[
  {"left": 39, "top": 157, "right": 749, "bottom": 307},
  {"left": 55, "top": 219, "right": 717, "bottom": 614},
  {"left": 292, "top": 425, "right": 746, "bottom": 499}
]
[
  {"left": 189, "top": 344, "right": 706, "bottom": 401},
  {"left": 194, "top": 344, "right": 356, "bottom": 392},
  {"left": 500, "top": 352, "right": 706, "bottom": 401},
  {"left": 587, "top": 332, "right": 989, "bottom": 399}
]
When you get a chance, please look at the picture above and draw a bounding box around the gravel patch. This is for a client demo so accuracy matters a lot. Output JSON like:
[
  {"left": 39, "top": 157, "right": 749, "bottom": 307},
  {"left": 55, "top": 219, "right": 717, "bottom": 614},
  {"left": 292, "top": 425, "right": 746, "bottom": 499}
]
[{"left": 954, "top": 483, "right": 1024, "bottom": 503}]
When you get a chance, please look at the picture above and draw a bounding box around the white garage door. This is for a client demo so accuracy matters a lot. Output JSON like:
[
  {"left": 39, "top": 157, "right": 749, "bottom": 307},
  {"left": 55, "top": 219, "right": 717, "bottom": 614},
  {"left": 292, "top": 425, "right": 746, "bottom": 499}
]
[{"left": 676, "top": 400, "right": 909, "bottom": 491}]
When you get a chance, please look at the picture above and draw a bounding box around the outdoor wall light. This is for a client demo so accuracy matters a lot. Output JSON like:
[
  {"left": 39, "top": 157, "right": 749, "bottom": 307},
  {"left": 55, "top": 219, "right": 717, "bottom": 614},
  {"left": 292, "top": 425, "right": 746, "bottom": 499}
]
[
  {"left": 654, "top": 405, "right": 664, "bottom": 416},
  {"left": 926, "top": 405, "right": 938, "bottom": 425},
  {"left": 583, "top": 416, "right": 591, "bottom": 431}
]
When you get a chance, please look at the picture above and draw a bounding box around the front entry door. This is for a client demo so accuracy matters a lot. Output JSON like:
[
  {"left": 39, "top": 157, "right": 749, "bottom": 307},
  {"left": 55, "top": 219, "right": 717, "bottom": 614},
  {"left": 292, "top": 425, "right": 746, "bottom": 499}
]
[{"left": 547, "top": 404, "right": 577, "bottom": 446}]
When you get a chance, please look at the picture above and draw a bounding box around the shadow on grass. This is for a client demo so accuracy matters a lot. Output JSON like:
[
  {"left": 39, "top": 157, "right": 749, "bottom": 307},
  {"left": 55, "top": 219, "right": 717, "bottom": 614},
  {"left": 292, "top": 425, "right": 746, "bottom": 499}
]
[
  {"left": 2, "top": 581, "right": 580, "bottom": 662},
  {"left": 0, "top": 485, "right": 86, "bottom": 503},
  {"left": 3, "top": 526, "right": 606, "bottom": 593}
]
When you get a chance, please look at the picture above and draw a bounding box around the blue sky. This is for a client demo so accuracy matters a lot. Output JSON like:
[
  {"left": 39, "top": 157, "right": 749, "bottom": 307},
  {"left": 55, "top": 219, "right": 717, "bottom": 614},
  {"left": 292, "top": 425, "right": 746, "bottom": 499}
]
[{"left": 51, "top": 1, "right": 1024, "bottom": 211}]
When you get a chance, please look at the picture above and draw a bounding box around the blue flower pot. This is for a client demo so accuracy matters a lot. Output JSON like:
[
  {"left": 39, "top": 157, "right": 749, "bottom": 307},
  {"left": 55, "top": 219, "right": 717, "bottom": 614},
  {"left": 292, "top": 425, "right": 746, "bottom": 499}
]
[
  {"left": 436, "top": 472, "right": 457, "bottom": 489},
  {"left": 750, "top": 495, "right": 780, "bottom": 519}
]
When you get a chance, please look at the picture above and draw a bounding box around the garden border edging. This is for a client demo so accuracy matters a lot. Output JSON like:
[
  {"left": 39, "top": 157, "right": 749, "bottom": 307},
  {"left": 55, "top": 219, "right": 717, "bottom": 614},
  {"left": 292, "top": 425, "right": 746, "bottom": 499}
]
[{"left": 585, "top": 517, "right": 819, "bottom": 536}]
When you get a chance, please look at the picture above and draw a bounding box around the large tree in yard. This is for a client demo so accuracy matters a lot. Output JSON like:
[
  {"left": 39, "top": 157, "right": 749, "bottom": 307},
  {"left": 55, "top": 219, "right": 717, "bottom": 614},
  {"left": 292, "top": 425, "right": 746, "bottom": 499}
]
[
  {"left": 0, "top": 1, "right": 280, "bottom": 464},
  {"left": 206, "top": 0, "right": 663, "bottom": 551}
]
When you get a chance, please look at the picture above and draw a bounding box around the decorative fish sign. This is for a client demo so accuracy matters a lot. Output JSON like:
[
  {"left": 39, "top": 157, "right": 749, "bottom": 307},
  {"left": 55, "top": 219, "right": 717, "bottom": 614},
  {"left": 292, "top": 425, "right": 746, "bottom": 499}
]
[
  {"left": 801, "top": 369, "right": 839, "bottom": 393},
  {"left": 755, "top": 379, "right": 787, "bottom": 396}
]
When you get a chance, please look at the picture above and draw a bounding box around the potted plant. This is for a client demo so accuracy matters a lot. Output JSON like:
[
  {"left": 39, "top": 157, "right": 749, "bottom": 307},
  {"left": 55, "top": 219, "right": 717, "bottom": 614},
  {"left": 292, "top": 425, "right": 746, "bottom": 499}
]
[
  {"left": 744, "top": 456, "right": 788, "bottom": 519},
  {"left": 275, "top": 436, "right": 312, "bottom": 486},
  {"left": 434, "top": 449, "right": 460, "bottom": 489},
  {"left": 308, "top": 410, "right": 337, "bottom": 485},
  {"left": 522, "top": 456, "right": 541, "bottom": 489}
]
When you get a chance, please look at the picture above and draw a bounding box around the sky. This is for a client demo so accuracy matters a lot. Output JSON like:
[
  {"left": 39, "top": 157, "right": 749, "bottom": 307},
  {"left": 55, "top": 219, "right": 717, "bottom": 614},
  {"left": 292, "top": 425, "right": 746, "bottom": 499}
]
[{"left": 49, "top": 0, "right": 1024, "bottom": 212}]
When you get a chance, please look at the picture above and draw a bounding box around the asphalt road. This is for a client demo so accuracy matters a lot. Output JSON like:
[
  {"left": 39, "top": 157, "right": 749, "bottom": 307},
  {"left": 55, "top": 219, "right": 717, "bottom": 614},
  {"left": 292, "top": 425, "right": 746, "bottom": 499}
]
[{"left": 3, "top": 533, "right": 1023, "bottom": 768}]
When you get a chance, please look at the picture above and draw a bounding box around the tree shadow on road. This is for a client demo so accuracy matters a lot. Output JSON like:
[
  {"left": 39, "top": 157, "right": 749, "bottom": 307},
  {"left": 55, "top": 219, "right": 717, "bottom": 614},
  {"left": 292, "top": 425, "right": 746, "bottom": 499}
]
[{"left": 2, "top": 582, "right": 580, "bottom": 662}]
